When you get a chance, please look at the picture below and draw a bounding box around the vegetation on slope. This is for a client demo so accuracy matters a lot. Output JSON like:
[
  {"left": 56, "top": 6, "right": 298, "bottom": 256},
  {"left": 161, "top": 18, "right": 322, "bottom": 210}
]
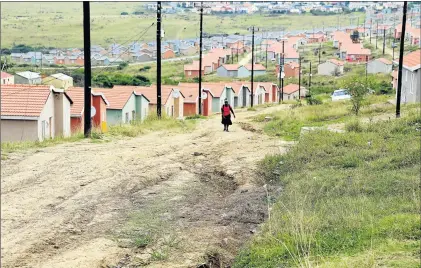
[{"left": 234, "top": 105, "right": 420, "bottom": 267}]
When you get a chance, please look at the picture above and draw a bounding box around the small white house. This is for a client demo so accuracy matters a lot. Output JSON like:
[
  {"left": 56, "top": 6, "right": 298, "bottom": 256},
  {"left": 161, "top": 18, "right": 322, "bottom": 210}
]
[{"left": 318, "top": 59, "right": 345, "bottom": 76}]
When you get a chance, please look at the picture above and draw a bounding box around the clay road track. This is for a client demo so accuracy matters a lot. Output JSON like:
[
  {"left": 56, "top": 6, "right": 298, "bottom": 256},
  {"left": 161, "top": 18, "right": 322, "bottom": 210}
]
[{"left": 1, "top": 105, "right": 294, "bottom": 268}]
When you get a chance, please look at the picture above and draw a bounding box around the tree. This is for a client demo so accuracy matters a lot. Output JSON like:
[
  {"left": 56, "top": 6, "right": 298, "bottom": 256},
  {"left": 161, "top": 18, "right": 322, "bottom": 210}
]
[
  {"left": 332, "top": 66, "right": 341, "bottom": 77},
  {"left": 340, "top": 75, "right": 373, "bottom": 115},
  {"left": 120, "top": 12, "right": 129, "bottom": 15},
  {"left": 117, "top": 61, "right": 129, "bottom": 70}
]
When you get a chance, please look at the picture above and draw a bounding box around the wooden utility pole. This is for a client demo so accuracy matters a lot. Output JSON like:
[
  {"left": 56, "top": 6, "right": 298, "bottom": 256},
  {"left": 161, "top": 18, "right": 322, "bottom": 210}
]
[
  {"left": 376, "top": 21, "right": 379, "bottom": 49},
  {"left": 83, "top": 1, "right": 92, "bottom": 137},
  {"left": 156, "top": 1, "right": 162, "bottom": 118},
  {"left": 298, "top": 56, "right": 301, "bottom": 100},
  {"left": 198, "top": 2, "right": 203, "bottom": 115},
  {"left": 382, "top": 28, "right": 386, "bottom": 55},
  {"left": 251, "top": 26, "right": 254, "bottom": 107},
  {"left": 370, "top": 18, "right": 372, "bottom": 43},
  {"left": 309, "top": 61, "right": 312, "bottom": 94},
  {"left": 396, "top": 1, "right": 407, "bottom": 118}
]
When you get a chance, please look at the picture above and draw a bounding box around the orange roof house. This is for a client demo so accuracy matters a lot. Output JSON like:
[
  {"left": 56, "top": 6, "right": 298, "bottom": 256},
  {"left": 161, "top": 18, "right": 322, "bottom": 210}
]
[
  {"left": 66, "top": 87, "right": 109, "bottom": 133},
  {"left": 281, "top": 84, "right": 307, "bottom": 100},
  {"left": 1, "top": 84, "right": 73, "bottom": 141},
  {"left": 97, "top": 86, "right": 150, "bottom": 125},
  {"left": 175, "top": 83, "right": 214, "bottom": 116},
  {"left": 392, "top": 50, "right": 420, "bottom": 103},
  {"left": 124, "top": 85, "right": 185, "bottom": 118}
]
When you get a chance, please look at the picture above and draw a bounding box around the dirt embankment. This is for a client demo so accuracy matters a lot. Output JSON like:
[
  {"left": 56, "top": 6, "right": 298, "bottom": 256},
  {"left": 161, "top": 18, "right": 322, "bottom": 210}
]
[{"left": 1, "top": 105, "right": 293, "bottom": 268}]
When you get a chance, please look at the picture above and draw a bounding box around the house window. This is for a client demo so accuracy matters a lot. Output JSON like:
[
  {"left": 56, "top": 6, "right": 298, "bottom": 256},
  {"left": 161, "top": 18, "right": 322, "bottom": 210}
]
[
  {"left": 132, "top": 110, "right": 136, "bottom": 121},
  {"left": 125, "top": 112, "right": 129, "bottom": 123},
  {"left": 188, "top": 71, "right": 192, "bottom": 76},
  {"left": 2, "top": 79, "right": 5, "bottom": 84}
]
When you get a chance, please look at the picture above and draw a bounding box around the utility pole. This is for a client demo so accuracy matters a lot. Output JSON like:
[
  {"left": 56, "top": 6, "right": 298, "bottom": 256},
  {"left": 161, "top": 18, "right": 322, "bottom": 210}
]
[
  {"left": 318, "top": 42, "right": 321, "bottom": 64},
  {"left": 278, "top": 53, "right": 282, "bottom": 103},
  {"left": 251, "top": 26, "right": 254, "bottom": 107},
  {"left": 396, "top": 1, "right": 407, "bottom": 118},
  {"left": 265, "top": 38, "right": 268, "bottom": 68},
  {"left": 365, "top": 55, "right": 368, "bottom": 83},
  {"left": 198, "top": 2, "right": 203, "bottom": 115},
  {"left": 382, "top": 28, "right": 386, "bottom": 55},
  {"left": 298, "top": 56, "right": 301, "bottom": 100},
  {"left": 83, "top": 1, "right": 92, "bottom": 138},
  {"left": 280, "top": 40, "right": 285, "bottom": 103},
  {"left": 309, "top": 61, "right": 312, "bottom": 94},
  {"left": 376, "top": 21, "right": 378, "bottom": 49},
  {"left": 370, "top": 18, "right": 372, "bottom": 43},
  {"left": 156, "top": 1, "right": 162, "bottom": 118}
]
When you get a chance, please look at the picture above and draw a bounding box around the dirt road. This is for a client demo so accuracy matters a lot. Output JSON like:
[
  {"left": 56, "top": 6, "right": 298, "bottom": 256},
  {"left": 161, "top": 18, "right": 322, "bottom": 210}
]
[{"left": 1, "top": 105, "right": 293, "bottom": 268}]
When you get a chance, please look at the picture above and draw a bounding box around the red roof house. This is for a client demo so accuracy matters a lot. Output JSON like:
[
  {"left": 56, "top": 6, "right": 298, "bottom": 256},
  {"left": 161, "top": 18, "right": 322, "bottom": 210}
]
[
  {"left": 66, "top": 87, "right": 109, "bottom": 133},
  {"left": 1, "top": 84, "right": 73, "bottom": 141}
]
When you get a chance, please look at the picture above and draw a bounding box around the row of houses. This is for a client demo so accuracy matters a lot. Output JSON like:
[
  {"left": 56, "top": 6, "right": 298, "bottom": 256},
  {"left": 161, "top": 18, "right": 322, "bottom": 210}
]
[
  {"left": 0, "top": 71, "right": 74, "bottom": 90},
  {"left": 1, "top": 81, "right": 308, "bottom": 142}
]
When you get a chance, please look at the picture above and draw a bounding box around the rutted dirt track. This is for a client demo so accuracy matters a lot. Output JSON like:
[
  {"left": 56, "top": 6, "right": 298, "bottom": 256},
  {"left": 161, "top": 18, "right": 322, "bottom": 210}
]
[{"left": 1, "top": 106, "right": 293, "bottom": 268}]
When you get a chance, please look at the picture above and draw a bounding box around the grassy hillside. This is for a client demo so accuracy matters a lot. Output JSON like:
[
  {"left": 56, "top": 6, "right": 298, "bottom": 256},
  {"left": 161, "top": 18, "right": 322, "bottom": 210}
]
[
  {"left": 234, "top": 103, "right": 420, "bottom": 267},
  {"left": 1, "top": 2, "right": 365, "bottom": 48}
]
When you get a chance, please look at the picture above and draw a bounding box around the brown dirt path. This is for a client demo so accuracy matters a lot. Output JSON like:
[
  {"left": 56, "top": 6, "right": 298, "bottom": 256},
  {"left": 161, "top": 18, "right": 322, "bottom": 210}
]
[{"left": 1, "top": 105, "right": 293, "bottom": 268}]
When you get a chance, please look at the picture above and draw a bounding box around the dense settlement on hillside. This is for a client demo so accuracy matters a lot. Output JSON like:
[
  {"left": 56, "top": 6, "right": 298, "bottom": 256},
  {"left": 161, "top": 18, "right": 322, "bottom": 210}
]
[{"left": 1, "top": 5, "right": 420, "bottom": 142}]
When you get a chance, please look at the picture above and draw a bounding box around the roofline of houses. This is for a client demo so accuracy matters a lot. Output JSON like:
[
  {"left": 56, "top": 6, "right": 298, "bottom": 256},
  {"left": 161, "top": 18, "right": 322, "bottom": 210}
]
[{"left": 1, "top": 116, "right": 39, "bottom": 120}]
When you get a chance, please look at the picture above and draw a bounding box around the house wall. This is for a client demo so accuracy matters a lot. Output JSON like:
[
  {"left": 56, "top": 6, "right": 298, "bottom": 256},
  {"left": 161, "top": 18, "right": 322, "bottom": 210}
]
[
  {"left": 93, "top": 95, "right": 107, "bottom": 127},
  {"left": 1, "top": 76, "right": 14, "bottom": 85},
  {"left": 14, "top": 75, "right": 41, "bottom": 85},
  {"left": 184, "top": 70, "right": 204, "bottom": 78},
  {"left": 135, "top": 95, "right": 149, "bottom": 121},
  {"left": 1, "top": 120, "right": 38, "bottom": 142},
  {"left": 253, "top": 87, "right": 266, "bottom": 105},
  {"left": 283, "top": 88, "right": 308, "bottom": 100},
  {"left": 163, "top": 93, "right": 184, "bottom": 118},
  {"left": 71, "top": 117, "right": 83, "bottom": 133},
  {"left": 106, "top": 109, "right": 123, "bottom": 125},
  {"left": 37, "top": 92, "right": 55, "bottom": 140},
  {"left": 237, "top": 86, "right": 251, "bottom": 107},
  {"left": 346, "top": 54, "right": 370, "bottom": 62},
  {"left": 318, "top": 62, "right": 342, "bottom": 76},
  {"left": 122, "top": 94, "right": 137, "bottom": 123},
  {"left": 183, "top": 103, "right": 197, "bottom": 116},
  {"left": 400, "top": 68, "right": 421, "bottom": 103},
  {"left": 367, "top": 61, "right": 392, "bottom": 74},
  {"left": 238, "top": 67, "right": 266, "bottom": 78}
]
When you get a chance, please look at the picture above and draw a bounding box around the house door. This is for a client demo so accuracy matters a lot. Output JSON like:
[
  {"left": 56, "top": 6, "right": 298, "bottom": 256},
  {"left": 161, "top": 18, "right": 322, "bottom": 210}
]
[
  {"left": 242, "top": 87, "right": 247, "bottom": 107},
  {"left": 174, "top": 98, "right": 180, "bottom": 117}
]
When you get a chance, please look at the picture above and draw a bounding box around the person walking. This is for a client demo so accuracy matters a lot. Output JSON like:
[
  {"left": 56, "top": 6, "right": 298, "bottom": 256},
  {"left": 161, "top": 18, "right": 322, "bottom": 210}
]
[{"left": 221, "top": 100, "right": 235, "bottom": 132}]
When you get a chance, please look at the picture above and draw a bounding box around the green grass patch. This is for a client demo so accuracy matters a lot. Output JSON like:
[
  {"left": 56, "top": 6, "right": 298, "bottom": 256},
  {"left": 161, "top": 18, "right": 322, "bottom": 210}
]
[
  {"left": 234, "top": 113, "right": 420, "bottom": 267},
  {"left": 1, "top": 132, "right": 86, "bottom": 155},
  {"left": 254, "top": 97, "right": 416, "bottom": 141}
]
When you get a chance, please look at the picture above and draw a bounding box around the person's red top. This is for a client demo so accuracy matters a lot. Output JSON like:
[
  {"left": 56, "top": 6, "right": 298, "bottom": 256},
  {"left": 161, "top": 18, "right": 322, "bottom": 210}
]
[{"left": 222, "top": 105, "right": 231, "bottom": 116}]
